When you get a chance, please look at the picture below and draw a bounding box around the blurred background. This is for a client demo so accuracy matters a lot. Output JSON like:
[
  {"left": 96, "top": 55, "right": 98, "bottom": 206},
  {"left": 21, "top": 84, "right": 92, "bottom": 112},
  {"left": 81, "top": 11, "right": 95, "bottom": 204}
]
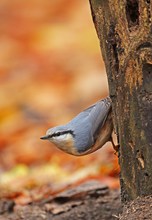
[{"left": 0, "top": 0, "right": 119, "bottom": 204}]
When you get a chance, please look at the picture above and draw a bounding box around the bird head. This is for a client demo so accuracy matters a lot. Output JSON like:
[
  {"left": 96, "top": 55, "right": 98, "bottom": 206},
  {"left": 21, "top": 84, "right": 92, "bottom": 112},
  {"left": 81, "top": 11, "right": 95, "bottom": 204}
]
[{"left": 40, "top": 125, "right": 79, "bottom": 155}]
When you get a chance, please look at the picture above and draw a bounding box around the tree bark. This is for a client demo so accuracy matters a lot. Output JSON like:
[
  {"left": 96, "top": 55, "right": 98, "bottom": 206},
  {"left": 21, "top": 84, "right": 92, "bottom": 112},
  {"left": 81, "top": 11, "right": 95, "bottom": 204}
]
[{"left": 89, "top": 0, "right": 152, "bottom": 202}]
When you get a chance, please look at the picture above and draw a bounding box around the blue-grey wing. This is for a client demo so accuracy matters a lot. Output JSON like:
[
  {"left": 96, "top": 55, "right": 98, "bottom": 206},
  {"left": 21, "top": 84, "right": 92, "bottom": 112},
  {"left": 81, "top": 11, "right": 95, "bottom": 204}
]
[
  {"left": 68, "top": 97, "right": 112, "bottom": 147},
  {"left": 87, "top": 97, "right": 112, "bottom": 136},
  {"left": 70, "top": 97, "right": 111, "bottom": 123}
]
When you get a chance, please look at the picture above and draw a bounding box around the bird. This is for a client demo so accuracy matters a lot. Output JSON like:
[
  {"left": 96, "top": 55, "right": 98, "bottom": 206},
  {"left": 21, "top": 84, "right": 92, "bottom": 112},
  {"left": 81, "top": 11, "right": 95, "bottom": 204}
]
[{"left": 40, "top": 97, "right": 114, "bottom": 156}]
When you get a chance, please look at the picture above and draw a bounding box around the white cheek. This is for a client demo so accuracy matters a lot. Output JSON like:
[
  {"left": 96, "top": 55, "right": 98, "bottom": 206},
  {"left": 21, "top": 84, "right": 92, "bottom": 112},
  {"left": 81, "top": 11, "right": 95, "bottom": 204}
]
[
  {"left": 51, "top": 134, "right": 67, "bottom": 144},
  {"left": 57, "top": 134, "right": 67, "bottom": 140},
  {"left": 66, "top": 133, "right": 72, "bottom": 140}
]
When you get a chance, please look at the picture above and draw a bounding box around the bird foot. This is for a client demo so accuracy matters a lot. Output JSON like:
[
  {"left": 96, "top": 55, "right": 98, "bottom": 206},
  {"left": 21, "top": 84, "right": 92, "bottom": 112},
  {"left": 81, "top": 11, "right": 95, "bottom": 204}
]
[{"left": 110, "top": 136, "right": 119, "bottom": 155}]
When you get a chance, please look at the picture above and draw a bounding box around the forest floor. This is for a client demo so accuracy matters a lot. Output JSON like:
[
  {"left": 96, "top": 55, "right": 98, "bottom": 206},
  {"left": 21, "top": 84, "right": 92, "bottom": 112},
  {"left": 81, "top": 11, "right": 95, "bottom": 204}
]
[
  {"left": 0, "top": 180, "right": 151, "bottom": 220},
  {"left": 0, "top": 180, "right": 121, "bottom": 220}
]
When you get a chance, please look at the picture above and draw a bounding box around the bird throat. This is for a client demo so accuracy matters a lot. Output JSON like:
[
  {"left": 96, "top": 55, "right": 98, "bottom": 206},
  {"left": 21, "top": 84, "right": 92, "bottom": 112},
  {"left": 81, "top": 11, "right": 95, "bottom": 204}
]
[{"left": 52, "top": 133, "right": 79, "bottom": 156}]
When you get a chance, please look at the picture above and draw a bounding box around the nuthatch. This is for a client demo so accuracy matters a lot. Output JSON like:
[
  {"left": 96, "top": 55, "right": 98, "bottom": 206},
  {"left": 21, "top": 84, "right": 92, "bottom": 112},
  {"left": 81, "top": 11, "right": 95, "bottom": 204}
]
[{"left": 41, "top": 97, "right": 114, "bottom": 156}]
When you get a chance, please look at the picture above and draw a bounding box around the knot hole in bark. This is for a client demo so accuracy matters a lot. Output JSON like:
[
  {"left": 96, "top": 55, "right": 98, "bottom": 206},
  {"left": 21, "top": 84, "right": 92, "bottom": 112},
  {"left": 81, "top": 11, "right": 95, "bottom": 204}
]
[{"left": 126, "top": 0, "right": 139, "bottom": 29}]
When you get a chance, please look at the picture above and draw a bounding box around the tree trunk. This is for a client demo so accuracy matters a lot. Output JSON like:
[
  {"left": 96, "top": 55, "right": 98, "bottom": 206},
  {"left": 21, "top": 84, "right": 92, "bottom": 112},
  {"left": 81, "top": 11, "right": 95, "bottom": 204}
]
[{"left": 89, "top": 0, "right": 152, "bottom": 202}]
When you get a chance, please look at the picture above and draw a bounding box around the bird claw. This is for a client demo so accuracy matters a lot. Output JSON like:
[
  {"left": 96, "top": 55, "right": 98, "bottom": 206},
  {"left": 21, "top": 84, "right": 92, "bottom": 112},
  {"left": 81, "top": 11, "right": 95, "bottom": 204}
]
[{"left": 110, "top": 136, "right": 119, "bottom": 155}]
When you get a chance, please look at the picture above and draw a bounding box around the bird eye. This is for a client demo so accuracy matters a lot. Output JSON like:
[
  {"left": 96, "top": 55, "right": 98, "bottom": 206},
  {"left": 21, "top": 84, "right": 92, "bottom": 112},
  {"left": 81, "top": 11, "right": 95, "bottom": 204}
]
[{"left": 56, "top": 132, "right": 61, "bottom": 136}]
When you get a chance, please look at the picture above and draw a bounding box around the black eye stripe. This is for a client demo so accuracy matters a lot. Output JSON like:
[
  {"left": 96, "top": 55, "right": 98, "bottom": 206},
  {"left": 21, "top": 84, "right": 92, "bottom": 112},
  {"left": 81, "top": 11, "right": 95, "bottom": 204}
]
[
  {"left": 50, "top": 130, "right": 74, "bottom": 138},
  {"left": 54, "top": 132, "right": 60, "bottom": 136}
]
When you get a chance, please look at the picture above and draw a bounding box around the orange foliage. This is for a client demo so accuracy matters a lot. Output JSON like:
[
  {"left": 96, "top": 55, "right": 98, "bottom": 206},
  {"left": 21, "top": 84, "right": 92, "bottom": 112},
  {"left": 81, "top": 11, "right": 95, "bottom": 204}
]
[{"left": 0, "top": 0, "right": 119, "bottom": 203}]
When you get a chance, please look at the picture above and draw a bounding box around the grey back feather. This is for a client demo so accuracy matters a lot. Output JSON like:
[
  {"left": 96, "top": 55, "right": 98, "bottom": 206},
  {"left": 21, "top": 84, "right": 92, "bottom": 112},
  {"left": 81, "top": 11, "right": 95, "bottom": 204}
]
[{"left": 66, "top": 97, "right": 112, "bottom": 151}]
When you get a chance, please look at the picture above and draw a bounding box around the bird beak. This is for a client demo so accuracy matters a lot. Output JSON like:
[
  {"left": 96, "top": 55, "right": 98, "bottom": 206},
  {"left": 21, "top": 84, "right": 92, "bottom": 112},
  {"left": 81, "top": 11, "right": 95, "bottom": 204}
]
[{"left": 40, "top": 135, "right": 49, "bottom": 140}]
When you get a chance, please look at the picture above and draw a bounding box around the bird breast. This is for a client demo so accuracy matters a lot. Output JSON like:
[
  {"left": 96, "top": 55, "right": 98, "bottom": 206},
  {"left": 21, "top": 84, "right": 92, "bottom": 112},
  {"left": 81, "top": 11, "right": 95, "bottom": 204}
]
[{"left": 55, "top": 133, "right": 80, "bottom": 156}]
